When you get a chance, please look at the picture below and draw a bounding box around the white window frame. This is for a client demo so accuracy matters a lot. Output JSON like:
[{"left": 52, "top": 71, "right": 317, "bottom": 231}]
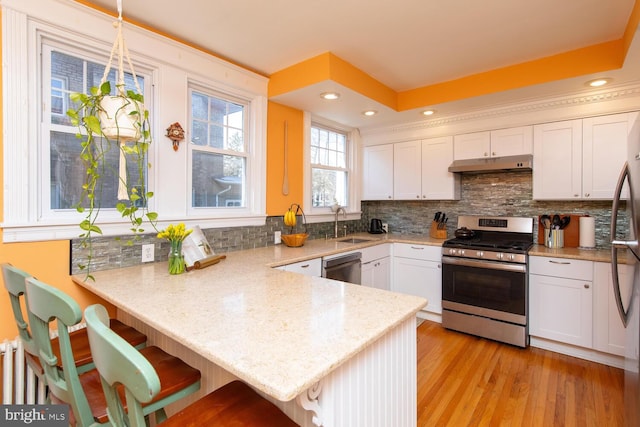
[
  {"left": 303, "top": 113, "right": 362, "bottom": 223},
  {"left": 187, "top": 84, "right": 251, "bottom": 215},
  {"left": 2, "top": 0, "right": 268, "bottom": 242}
]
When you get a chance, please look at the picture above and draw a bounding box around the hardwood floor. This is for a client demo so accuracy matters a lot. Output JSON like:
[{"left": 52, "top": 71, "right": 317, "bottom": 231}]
[{"left": 417, "top": 320, "right": 625, "bottom": 426}]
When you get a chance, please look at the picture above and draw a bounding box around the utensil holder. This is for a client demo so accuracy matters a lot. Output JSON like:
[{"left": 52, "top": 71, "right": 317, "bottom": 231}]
[
  {"left": 430, "top": 221, "right": 447, "bottom": 239},
  {"left": 544, "top": 228, "right": 564, "bottom": 248}
]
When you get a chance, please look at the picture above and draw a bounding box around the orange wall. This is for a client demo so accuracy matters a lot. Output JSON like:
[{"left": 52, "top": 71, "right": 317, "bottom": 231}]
[{"left": 266, "top": 102, "right": 305, "bottom": 215}]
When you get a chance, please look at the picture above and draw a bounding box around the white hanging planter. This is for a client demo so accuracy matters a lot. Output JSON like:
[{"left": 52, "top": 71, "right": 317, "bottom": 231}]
[{"left": 98, "top": 95, "right": 143, "bottom": 142}]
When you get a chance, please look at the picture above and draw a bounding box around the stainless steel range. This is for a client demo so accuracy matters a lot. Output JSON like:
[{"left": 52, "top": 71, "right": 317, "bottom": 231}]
[{"left": 441, "top": 215, "right": 534, "bottom": 348}]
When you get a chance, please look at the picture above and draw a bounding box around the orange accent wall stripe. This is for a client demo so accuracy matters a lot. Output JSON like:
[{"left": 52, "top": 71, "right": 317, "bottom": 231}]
[
  {"left": 268, "top": 53, "right": 333, "bottom": 98},
  {"left": 398, "top": 40, "right": 625, "bottom": 111}
]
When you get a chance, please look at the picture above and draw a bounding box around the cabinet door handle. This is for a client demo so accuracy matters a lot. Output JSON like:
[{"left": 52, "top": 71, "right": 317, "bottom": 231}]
[
  {"left": 549, "top": 260, "right": 571, "bottom": 265},
  {"left": 300, "top": 264, "right": 310, "bottom": 268},
  {"left": 584, "top": 284, "right": 590, "bottom": 289},
  {"left": 584, "top": 193, "right": 590, "bottom": 198},
  {"left": 410, "top": 246, "right": 425, "bottom": 250}
]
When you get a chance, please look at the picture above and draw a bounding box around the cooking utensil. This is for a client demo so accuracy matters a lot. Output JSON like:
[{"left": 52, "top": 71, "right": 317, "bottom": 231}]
[
  {"left": 560, "top": 216, "right": 571, "bottom": 229},
  {"left": 454, "top": 227, "right": 475, "bottom": 239},
  {"left": 552, "top": 214, "right": 561, "bottom": 229},
  {"left": 540, "top": 215, "right": 551, "bottom": 230},
  {"left": 434, "top": 211, "right": 442, "bottom": 222}
]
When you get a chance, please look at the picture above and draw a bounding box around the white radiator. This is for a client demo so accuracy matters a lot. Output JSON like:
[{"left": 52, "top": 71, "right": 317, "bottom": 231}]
[{"left": 1, "top": 337, "right": 46, "bottom": 404}]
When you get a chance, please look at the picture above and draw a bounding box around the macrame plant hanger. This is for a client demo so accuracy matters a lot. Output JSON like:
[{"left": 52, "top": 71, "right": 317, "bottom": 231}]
[{"left": 100, "top": 0, "right": 145, "bottom": 201}]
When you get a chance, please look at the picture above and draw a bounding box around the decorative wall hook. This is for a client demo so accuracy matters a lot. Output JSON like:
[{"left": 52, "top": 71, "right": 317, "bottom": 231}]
[{"left": 166, "top": 122, "right": 185, "bottom": 151}]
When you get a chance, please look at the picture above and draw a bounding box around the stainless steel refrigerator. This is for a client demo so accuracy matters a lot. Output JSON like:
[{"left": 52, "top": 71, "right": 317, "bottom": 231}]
[{"left": 611, "top": 117, "right": 640, "bottom": 426}]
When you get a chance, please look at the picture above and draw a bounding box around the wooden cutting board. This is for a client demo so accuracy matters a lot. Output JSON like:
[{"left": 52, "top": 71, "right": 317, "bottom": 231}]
[{"left": 537, "top": 215, "right": 583, "bottom": 247}]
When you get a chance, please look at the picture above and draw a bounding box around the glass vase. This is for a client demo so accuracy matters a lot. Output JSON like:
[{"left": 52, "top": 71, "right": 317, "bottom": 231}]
[{"left": 168, "top": 240, "right": 185, "bottom": 275}]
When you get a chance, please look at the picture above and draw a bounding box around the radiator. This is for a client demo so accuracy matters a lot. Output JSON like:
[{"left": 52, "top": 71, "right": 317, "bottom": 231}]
[{"left": 1, "top": 337, "right": 46, "bottom": 404}]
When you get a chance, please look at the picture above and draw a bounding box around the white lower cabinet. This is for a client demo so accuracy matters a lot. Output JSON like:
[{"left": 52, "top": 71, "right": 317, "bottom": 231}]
[
  {"left": 360, "top": 244, "right": 391, "bottom": 290},
  {"left": 593, "top": 262, "right": 632, "bottom": 356},
  {"left": 275, "top": 258, "right": 322, "bottom": 276},
  {"left": 392, "top": 243, "right": 441, "bottom": 315},
  {"left": 529, "top": 256, "right": 593, "bottom": 348},
  {"left": 362, "top": 256, "right": 390, "bottom": 290}
]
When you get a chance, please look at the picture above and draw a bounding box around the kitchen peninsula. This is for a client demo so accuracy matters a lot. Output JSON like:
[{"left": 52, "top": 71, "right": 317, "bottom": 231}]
[{"left": 73, "top": 241, "right": 427, "bottom": 427}]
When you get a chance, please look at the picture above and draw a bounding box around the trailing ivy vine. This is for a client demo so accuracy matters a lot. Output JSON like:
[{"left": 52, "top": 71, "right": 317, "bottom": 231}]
[{"left": 67, "top": 81, "right": 158, "bottom": 279}]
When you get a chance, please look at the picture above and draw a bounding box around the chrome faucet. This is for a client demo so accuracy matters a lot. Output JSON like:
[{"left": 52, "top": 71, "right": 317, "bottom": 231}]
[{"left": 334, "top": 207, "right": 347, "bottom": 238}]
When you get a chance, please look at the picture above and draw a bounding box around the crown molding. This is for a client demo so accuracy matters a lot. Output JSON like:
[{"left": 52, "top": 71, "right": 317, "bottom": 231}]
[{"left": 361, "top": 82, "right": 640, "bottom": 143}]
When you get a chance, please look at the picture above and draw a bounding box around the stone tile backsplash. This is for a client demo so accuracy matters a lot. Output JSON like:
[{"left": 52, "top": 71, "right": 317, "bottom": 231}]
[{"left": 71, "top": 171, "right": 625, "bottom": 274}]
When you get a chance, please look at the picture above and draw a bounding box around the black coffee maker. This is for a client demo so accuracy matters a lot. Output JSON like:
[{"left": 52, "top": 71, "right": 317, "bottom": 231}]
[{"left": 369, "top": 218, "right": 385, "bottom": 234}]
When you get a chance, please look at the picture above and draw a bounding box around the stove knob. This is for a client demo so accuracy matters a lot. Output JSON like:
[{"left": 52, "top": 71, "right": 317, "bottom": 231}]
[
  {"left": 460, "top": 250, "right": 465, "bottom": 256},
  {"left": 509, "top": 254, "right": 516, "bottom": 261},
  {"left": 448, "top": 248, "right": 457, "bottom": 255},
  {"left": 496, "top": 253, "right": 503, "bottom": 260},
  {"left": 476, "top": 251, "right": 484, "bottom": 258}
]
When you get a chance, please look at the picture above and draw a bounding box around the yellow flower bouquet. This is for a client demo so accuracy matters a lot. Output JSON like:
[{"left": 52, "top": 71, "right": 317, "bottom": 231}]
[{"left": 157, "top": 223, "right": 193, "bottom": 274}]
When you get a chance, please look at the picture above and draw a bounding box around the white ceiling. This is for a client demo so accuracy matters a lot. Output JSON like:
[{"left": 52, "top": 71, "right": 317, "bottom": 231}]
[{"left": 85, "top": 0, "right": 640, "bottom": 128}]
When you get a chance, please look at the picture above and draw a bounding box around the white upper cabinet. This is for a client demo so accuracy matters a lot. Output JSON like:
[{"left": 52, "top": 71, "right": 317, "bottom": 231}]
[
  {"left": 453, "top": 131, "right": 491, "bottom": 160},
  {"left": 393, "top": 140, "right": 422, "bottom": 200},
  {"left": 363, "top": 138, "right": 459, "bottom": 201},
  {"left": 490, "top": 126, "right": 533, "bottom": 157},
  {"left": 362, "top": 144, "right": 394, "bottom": 200},
  {"left": 453, "top": 126, "right": 532, "bottom": 160},
  {"left": 422, "top": 136, "right": 460, "bottom": 200},
  {"left": 533, "top": 113, "right": 635, "bottom": 200},
  {"left": 582, "top": 112, "right": 635, "bottom": 199},
  {"left": 533, "top": 119, "right": 583, "bottom": 200}
]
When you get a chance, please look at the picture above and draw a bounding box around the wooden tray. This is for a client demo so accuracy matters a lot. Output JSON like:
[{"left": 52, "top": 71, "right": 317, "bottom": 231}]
[{"left": 537, "top": 215, "right": 582, "bottom": 247}]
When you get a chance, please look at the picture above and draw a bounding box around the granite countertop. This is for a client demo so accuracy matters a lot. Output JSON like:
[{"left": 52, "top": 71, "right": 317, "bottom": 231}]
[
  {"left": 73, "top": 237, "right": 427, "bottom": 402},
  {"left": 268, "top": 232, "right": 617, "bottom": 265}
]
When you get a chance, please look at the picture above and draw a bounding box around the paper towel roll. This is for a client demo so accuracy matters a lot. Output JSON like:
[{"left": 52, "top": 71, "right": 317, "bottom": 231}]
[{"left": 579, "top": 216, "right": 596, "bottom": 248}]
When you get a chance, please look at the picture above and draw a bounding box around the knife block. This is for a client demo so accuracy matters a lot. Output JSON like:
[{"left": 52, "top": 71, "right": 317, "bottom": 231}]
[{"left": 430, "top": 221, "right": 447, "bottom": 239}]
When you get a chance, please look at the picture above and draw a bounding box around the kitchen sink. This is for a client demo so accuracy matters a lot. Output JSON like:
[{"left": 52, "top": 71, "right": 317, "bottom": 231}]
[{"left": 337, "top": 237, "right": 373, "bottom": 244}]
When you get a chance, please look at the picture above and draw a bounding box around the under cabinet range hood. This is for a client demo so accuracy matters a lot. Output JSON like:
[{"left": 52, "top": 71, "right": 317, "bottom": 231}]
[{"left": 448, "top": 154, "right": 533, "bottom": 173}]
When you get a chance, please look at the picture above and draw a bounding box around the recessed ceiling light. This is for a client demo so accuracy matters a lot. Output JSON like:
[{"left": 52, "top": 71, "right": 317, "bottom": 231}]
[
  {"left": 586, "top": 78, "right": 611, "bottom": 88},
  {"left": 320, "top": 92, "right": 340, "bottom": 100},
  {"left": 362, "top": 110, "right": 377, "bottom": 116},
  {"left": 422, "top": 109, "right": 435, "bottom": 116}
]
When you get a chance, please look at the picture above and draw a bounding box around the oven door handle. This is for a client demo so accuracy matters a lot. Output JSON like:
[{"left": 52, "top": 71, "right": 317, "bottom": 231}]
[{"left": 441, "top": 256, "right": 527, "bottom": 273}]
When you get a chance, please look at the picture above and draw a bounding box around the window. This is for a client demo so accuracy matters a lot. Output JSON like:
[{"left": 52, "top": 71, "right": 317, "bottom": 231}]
[
  {"left": 3, "top": 1, "right": 267, "bottom": 242},
  {"left": 310, "top": 124, "right": 349, "bottom": 208},
  {"left": 189, "top": 88, "right": 248, "bottom": 208},
  {"left": 44, "top": 45, "right": 149, "bottom": 213}
]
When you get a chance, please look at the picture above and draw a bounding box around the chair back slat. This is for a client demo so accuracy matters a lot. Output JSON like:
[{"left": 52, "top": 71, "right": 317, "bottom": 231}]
[
  {"left": 25, "top": 277, "right": 95, "bottom": 426},
  {"left": 85, "top": 304, "right": 160, "bottom": 427},
  {"left": 1, "top": 264, "right": 39, "bottom": 358}
]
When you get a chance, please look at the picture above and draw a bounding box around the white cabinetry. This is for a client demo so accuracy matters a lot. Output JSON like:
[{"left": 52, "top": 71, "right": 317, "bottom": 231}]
[
  {"left": 533, "top": 112, "right": 634, "bottom": 200},
  {"left": 363, "top": 138, "right": 459, "bottom": 201},
  {"left": 453, "top": 126, "right": 532, "bottom": 160},
  {"left": 529, "top": 256, "right": 593, "bottom": 348},
  {"left": 362, "top": 144, "right": 393, "bottom": 200},
  {"left": 593, "top": 262, "right": 632, "bottom": 356},
  {"left": 421, "top": 136, "right": 460, "bottom": 200},
  {"left": 360, "top": 244, "right": 391, "bottom": 290},
  {"left": 392, "top": 243, "right": 441, "bottom": 316},
  {"left": 275, "top": 258, "right": 322, "bottom": 276},
  {"left": 393, "top": 141, "right": 422, "bottom": 200}
]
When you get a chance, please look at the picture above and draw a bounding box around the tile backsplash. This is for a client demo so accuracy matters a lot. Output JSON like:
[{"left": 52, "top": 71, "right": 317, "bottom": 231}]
[{"left": 71, "top": 171, "right": 624, "bottom": 274}]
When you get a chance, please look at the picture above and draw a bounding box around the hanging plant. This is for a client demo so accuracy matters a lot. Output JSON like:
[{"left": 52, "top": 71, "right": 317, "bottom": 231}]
[{"left": 66, "top": 1, "right": 157, "bottom": 279}]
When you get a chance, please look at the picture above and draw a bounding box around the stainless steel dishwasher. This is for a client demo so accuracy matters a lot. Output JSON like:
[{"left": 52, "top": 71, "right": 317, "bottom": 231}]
[{"left": 322, "top": 252, "right": 362, "bottom": 284}]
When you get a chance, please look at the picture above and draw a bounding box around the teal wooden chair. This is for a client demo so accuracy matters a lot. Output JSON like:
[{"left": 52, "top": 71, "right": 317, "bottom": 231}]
[
  {"left": 25, "top": 277, "right": 201, "bottom": 426},
  {"left": 1, "top": 263, "right": 146, "bottom": 378},
  {"left": 85, "top": 304, "right": 299, "bottom": 427}
]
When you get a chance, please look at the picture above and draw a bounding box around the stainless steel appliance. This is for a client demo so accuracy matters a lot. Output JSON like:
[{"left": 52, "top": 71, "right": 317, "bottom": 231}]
[
  {"left": 611, "top": 117, "right": 640, "bottom": 426},
  {"left": 441, "top": 215, "right": 534, "bottom": 348},
  {"left": 322, "top": 252, "right": 362, "bottom": 284}
]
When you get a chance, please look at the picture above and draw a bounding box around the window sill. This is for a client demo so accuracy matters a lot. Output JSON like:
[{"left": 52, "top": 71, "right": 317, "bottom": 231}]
[{"left": 2, "top": 214, "right": 267, "bottom": 243}]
